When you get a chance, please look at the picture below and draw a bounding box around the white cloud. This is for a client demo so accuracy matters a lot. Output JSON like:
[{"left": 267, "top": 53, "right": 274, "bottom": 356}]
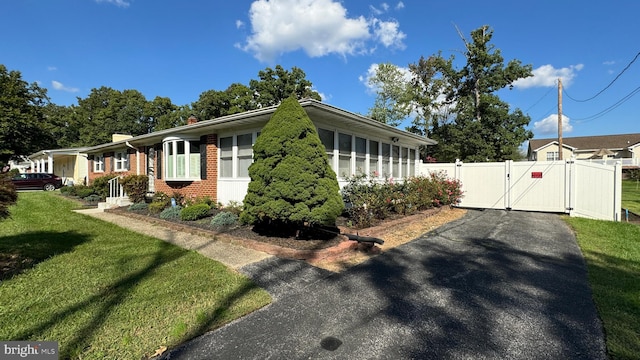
[
  {"left": 395, "top": 1, "right": 404, "bottom": 10},
  {"left": 533, "top": 114, "right": 573, "bottom": 135},
  {"left": 603, "top": 60, "right": 615, "bottom": 66},
  {"left": 95, "top": 0, "right": 130, "bottom": 8},
  {"left": 236, "top": 20, "right": 245, "bottom": 29},
  {"left": 370, "top": 5, "right": 384, "bottom": 15},
  {"left": 47, "top": 66, "right": 57, "bottom": 71},
  {"left": 371, "top": 18, "right": 406, "bottom": 49},
  {"left": 52, "top": 80, "right": 79, "bottom": 93},
  {"left": 239, "top": 0, "right": 405, "bottom": 62},
  {"left": 512, "top": 64, "right": 584, "bottom": 89}
]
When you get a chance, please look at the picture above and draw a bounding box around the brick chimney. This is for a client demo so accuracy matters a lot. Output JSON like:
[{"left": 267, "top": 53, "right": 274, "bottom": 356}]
[{"left": 187, "top": 115, "right": 198, "bottom": 125}]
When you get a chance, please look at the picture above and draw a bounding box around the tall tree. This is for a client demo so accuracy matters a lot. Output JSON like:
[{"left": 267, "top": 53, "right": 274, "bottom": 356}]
[
  {"left": 366, "top": 63, "right": 414, "bottom": 127},
  {"left": 249, "top": 65, "right": 322, "bottom": 107},
  {"left": 411, "top": 26, "right": 533, "bottom": 162},
  {"left": 192, "top": 83, "right": 255, "bottom": 120},
  {"left": 73, "top": 87, "right": 150, "bottom": 146},
  {"left": 0, "top": 64, "right": 51, "bottom": 163},
  {"left": 145, "top": 96, "right": 178, "bottom": 132},
  {"left": 241, "top": 96, "right": 343, "bottom": 233}
]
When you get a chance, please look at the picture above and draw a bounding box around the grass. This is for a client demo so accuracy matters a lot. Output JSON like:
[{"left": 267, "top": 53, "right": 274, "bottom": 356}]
[
  {"left": 564, "top": 216, "right": 640, "bottom": 360},
  {"left": 0, "top": 192, "right": 271, "bottom": 359},
  {"left": 622, "top": 179, "right": 640, "bottom": 215}
]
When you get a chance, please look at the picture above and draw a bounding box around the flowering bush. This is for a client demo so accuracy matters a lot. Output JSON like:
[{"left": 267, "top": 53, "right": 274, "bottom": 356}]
[{"left": 342, "top": 172, "right": 463, "bottom": 228}]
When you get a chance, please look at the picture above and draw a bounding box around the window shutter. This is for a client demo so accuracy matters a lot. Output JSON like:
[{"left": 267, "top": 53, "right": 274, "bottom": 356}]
[
  {"left": 200, "top": 135, "right": 207, "bottom": 180},
  {"left": 87, "top": 154, "right": 95, "bottom": 161},
  {"left": 156, "top": 145, "right": 162, "bottom": 180},
  {"left": 110, "top": 154, "right": 114, "bottom": 172},
  {"left": 127, "top": 152, "right": 131, "bottom": 171},
  {"left": 89, "top": 159, "right": 93, "bottom": 172}
]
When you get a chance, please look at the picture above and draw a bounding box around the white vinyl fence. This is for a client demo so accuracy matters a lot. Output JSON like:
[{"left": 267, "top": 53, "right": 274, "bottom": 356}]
[{"left": 420, "top": 160, "right": 622, "bottom": 221}]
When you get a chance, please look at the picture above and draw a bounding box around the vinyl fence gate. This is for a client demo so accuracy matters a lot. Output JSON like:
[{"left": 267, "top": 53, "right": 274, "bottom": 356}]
[{"left": 420, "top": 160, "right": 622, "bottom": 222}]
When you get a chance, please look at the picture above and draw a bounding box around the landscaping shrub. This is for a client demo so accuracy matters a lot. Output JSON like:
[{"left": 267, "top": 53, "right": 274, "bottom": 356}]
[
  {"left": 148, "top": 201, "right": 166, "bottom": 214},
  {"left": 128, "top": 202, "right": 149, "bottom": 211},
  {"left": 180, "top": 203, "right": 211, "bottom": 221},
  {"left": 184, "top": 195, "right": 215, "bottom": 208},
  {"left": 0, "top": 171, "right": 17, "bottom": 220},
  {"left": 241, "top": 96, "right": 344, "bottom": 230},
  {"left": 159, "top": 206, "right": 182, "bottom": 220},
  {"left": 120, "top": 175, "right": 148, "bottom": 204},
  {"left": 91, "top": 174, "right": 118, "bottom": 199},
  {"left": 60, "top": 185, "right": 73, "bottom": 196},
  {"left": 75, "top": 185, "right": 95, "bottom": 199},
  {"left": 83, "top": 194, "right": 101, "bottom": 204},
  {"left": 222, "top": 201, "right": 243, "bottom": 216},
  {"left": 342, "top": 172, "right": 463, "bottom": 228},
  {"left": 210, "top": 211, "right": 239, "bottom": 229}
]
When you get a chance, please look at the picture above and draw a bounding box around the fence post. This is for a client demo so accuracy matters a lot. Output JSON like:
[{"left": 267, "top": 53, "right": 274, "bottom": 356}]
[{"left": 613, "top": 162, "right": 622, "bottom": 221}]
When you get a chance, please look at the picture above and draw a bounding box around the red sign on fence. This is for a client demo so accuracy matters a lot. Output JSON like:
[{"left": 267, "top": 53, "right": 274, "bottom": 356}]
[{"left": 531, "top": 172, "right": 543, "bottom": 178}]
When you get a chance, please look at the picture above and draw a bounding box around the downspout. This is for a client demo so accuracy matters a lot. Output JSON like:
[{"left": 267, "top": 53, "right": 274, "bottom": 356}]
[{"left": 125, "top": 141, "right": 140, "bottom": 175}]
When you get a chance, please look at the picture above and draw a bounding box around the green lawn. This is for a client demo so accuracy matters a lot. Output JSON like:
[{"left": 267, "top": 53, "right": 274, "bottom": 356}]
[
  {"left": 622, "top": 179, "right": 640, "bottom": 215},
  {"left": 0, "top": 192, "right": 271, "bottom": 359},
  {"left": 564, "top": 217, "right": 640, "bottom": 360}
]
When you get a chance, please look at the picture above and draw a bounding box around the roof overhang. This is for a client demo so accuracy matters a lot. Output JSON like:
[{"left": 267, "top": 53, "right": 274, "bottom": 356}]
[
  {"left": 28, "top": 147, "right": 90, "bottom": 160},
  {"left": 84, "top": 99, "right": 436, "bottom": 154},
  {"left": 532, "top": 141, "right": 577, "bottom": 152}
]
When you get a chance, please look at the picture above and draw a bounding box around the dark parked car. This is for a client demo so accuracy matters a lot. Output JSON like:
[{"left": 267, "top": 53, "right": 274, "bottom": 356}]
[{"left": 11, "top": 173, "right": 63, "bottom": 191}]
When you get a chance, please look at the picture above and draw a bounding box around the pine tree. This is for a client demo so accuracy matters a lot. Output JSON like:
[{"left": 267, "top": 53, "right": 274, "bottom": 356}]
[{"left": 241, "top": 97, "right": 343, "bottom": 233}]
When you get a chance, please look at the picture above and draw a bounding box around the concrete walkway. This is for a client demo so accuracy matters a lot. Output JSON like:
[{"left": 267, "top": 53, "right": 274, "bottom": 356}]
[
  {"left": 73, "top": 208, "right": 273, "bottom": 269},
  {"left": 161, "top": 209, "right": 607, "bottom": 359}
]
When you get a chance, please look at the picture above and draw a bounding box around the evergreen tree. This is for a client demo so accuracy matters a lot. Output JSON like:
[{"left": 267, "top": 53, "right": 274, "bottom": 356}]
[{"left": 241, "top": 97, "right": 343, "bottom": 233}]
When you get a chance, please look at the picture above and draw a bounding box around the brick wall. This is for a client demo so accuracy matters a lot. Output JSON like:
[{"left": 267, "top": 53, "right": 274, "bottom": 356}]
[
  {"left": 154, "top": 134, "right": 219, "bottom": 201},
  {"left": 87, "top": 149, "right": 147, "bottom": 184}
]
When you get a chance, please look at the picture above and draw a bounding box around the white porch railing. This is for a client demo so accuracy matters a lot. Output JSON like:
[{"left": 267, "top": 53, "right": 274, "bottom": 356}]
[
  {"left": 108, "top": 176, "right": 127, "bottom": 198},
  {"left": 579, "top": 158, "right": 639, "bottom": 167},
  {"left": 98, "top": 176, "right": 132, "bottom": 209}
]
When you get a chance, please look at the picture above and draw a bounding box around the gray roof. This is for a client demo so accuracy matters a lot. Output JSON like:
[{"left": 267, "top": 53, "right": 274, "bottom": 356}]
[
  {"left": 83, "top": 99, "right": 437, "bottom": 153},
  {"left": 529, "top": 133, "right": 640, "bottom": 152}
]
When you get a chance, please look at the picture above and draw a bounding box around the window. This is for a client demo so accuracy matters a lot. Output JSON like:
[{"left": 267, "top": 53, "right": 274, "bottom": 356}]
[
  {"left": 219, "top": 136, "right": 233, "bottom": 177},
  {"left": 381, "top": 143, "right": 391, "bottom": 177},
  {"left": 114, "top": 151, "right": 129, "bottom": 172},
  {"left": 93, "top": 155, "right": 104, "bottom": 172},
  {"left": 219, "top": 132, "right": 256, "bottom": 178},
  {"left": 369, "top": 140, "right": 379, "bottom": 177},
  {"left": 407, "top": 148, "right": 415, "bottom": 176},
  {"left": 546, "top": 152, "right": 559, "bottom": 161},
  {"left": 338, "top": 133, "right": 352, "bottom": 177},
  {"left": 355, "top": 137, "right": 366, "bottom": 174},
  {"left": 237, "top": 133, "right": 253, "bottom": 177},
  {"left": 392, "top": 145, "right": 400, "bottom": 178},
  {"left": 318, "top": 128, "right": 334, "bottom": 168},
  {"left": 163, "top": 138, "right": 201, "bottom": 180}
]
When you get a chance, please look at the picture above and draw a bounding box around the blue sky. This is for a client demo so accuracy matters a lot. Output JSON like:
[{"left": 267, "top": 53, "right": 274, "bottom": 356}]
[{"left": 2, "top": 0, "right": 639, "bottom": 141}]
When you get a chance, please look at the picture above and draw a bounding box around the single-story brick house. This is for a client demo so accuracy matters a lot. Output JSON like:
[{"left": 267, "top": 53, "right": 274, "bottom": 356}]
[
  {"left": 527, "top": 133, "right": 640, "bottom": 166},
  {"left": 83, "top": 99, "right": 437, "bottom": 205}
]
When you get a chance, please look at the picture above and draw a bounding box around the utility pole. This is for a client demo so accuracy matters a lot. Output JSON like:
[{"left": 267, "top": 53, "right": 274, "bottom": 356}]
[{"left": 558, "top": 78, "right": 563, "bottom": 161}]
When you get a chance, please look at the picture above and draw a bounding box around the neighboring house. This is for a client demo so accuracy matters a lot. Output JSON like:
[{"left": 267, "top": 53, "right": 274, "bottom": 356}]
[
  {"left": 83, "top": 99, "right": 437, "bottom": 205},
  {"left": 27, "top": 147, "right": 90, "bottom": 185},
  {"left": 8, "top": 156, "right": 31, "bottom": 173},
  {"left": 527, "top": 133, "right": 640, "bottom": 168}
]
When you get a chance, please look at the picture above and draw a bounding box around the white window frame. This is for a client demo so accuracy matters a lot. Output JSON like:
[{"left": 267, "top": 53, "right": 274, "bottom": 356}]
[
  {"left": 546, "top": 151, "right": 559, "bottom": 161},
  {"left": 162, "top": 137, "right": 201, "bottom": 181},
  {"left": 114, "top": 151, "right": 129, "bottom": 172},
  {"left": 218, "top": 131, "right": 259, "bottom": 179},
  {"left": 93, "top": 154, "right": 104, "bottom": 173}
]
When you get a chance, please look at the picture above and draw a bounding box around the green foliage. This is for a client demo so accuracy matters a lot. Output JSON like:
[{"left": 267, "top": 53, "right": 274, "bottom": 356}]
[
  {"left": 366, "top": 62, "right": 414, "bottom": 127},
  {"left": 148, "top": 192, "right": 171, "bottom": 214},
  {"left": 0, "top": 65, "right": 55, "bottom": 163},
  {"left": 627, "top": 169, "right": 640, "bottom": 181},
  {"left": 192, "top": 83, "right": 256, "bottom": 120},
  {"left": 179, "top": 204, "right": 211, "bottom": 221},
  {"left": 241, "top": 97, "right": 344, "bottom": 229},
  {"left": 249, "top": 65, "right": 322, "bottom": 107},
  {"left": 75, "top": 186, "right": 96, "bottom": 199},
  {"left": 222, "top": 201, "right": 243, "bottom": 216},
  {"left": 83, "top": 194, "right": 101, "bottom": 204},
  {"left": 0, "top": 171, "right": 18, "bottom": 220},
  {"left": 342, "top": 173, "right": 463, "bottom": 228},
  {"left": 210, "top": 211, "right": 239, "bottom": 229},
  {"left": 120, "top": 175, "right": 148, "bottom": 204},
  {"left": 59, "top": 185, "right": 74, "bottom": 196},
  {"left": 128, "top": 202, "right": 149, "bottom": 211},
  {"left": 91, "top": 174, "right": 118, "bottom": 199},
  {"left": 159, "top": 206, "right": 182, "bottom": 220},
  {"left": 184, "top": 195, "right": 215, "bottom": 208},
  {"left": 408, "top": 26, "right": 533, "bottom": 162},
  {"left": 148, "top": 201, "right": 166, "bottom": 214}
]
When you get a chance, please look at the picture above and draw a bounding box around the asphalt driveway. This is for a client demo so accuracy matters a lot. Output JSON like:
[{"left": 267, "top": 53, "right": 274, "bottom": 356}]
[{"left": 161, "top": 209, "right": 607, "bottom": 359}]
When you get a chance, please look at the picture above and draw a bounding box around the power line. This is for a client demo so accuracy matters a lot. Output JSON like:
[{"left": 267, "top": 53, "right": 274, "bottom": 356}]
[
  {"left": 524, "top": 83, "right": 555, "bottom": 113},
  {"left": 572, "top": 84, "right": 640, "bottom": 122},
  {"left": 564, "top": 50, "right": 640, "bottom": 102}
]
